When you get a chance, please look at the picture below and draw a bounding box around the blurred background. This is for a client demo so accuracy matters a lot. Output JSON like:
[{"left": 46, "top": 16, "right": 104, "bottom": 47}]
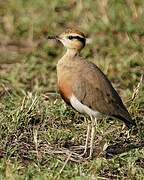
[
  {"left": 0, "top": 0, "right": 144, "bottom": 179},
  {"left": 0, "top": 0, "right": 144, "bottom": 94}
]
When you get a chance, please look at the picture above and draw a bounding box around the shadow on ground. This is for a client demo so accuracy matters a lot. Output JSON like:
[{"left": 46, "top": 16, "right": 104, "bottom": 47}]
[{"left": 105, "top": 139, "right": 144, "bottom": 158}]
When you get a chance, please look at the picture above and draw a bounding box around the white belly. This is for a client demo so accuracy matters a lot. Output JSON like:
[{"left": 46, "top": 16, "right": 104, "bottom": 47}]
[{"left": 70, "top": 95, "right": 100, "bottom": 118}]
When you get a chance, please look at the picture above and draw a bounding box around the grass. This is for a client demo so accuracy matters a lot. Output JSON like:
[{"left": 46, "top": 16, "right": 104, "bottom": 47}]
[{"left": 0, "top": 0, "right": 144, "bottom": 179}]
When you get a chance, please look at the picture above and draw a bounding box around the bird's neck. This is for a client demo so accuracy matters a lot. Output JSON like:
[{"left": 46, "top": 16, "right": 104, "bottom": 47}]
[
  {"left": 58, "top": 48, "right": 81, "bottom": 68},
  {"left": 64, "top": 48, "right": 80, "bottom": 59}
]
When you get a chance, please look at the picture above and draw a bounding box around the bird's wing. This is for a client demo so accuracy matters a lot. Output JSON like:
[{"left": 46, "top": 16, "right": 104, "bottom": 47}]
[{"left": 72, "top": 61, "right": 134, "bottom": 128}]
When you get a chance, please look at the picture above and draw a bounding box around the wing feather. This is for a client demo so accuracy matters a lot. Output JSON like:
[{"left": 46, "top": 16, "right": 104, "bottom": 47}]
[{"left": 72, "top": 61, "right": 135, "bottom": 128}]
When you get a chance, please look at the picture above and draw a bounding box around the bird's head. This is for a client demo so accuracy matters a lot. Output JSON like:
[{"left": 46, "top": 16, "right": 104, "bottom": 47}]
[{"left": 48, "top": 29, "right": 86, "bottom": 52}]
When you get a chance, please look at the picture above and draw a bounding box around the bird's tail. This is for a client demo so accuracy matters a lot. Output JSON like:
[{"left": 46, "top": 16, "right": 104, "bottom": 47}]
[{"left": 114, "top": 115, "right": 136, "bottom": 129}]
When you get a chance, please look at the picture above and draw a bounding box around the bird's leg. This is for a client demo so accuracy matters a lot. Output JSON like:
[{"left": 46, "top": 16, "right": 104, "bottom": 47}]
[
  {"left": 80, "top": 121, "right": 91, "bottom": 157},
  {"left": 88, "top": 117, "right": 97, "bottom": 159}
]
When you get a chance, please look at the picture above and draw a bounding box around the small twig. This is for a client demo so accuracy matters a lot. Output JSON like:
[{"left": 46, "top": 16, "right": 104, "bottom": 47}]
[
  {"left": 33, "top": 128, "right": 39, "bottom": 160},
  {"left": 42, "top": 92, "right": 60, "bottom": 100},
  {"left": 131, "top": 74, "right": 144, "bottom": 101},
  {"left": 1, "top": 84, "right": 12, "bottom": 97},
  {"left": 97, "top": 177, "right": 109, "bottom": 180},
  {"left": 20, "top": 96, "right": 26, "bottom": 111},
  {"left": 59, "top": 153, "right": 72, "bottom": 175}
]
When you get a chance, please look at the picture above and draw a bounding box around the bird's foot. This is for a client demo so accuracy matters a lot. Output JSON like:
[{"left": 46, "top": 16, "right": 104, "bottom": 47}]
[
  {"left": 78, "top": 146, "right": 94, "bottom": 160},
  {"left": 86, "top": 147, "right": 94, "bottom": 160},
  {"left": 79, "top": 148, "right": 89, "bottom": 158}
]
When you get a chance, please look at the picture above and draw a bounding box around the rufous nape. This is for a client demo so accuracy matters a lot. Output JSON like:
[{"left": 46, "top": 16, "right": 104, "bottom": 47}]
[{"left": 48, "top": 28, "right": 136, "bottom": 159}]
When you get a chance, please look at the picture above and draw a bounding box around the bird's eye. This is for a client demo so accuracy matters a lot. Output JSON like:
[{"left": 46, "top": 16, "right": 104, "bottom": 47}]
[{"left": 68, "top": 36, "right": 74, "bottom": 40}]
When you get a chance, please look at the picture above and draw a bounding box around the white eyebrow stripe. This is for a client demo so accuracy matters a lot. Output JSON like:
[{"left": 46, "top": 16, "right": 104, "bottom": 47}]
[{"left": 67, "top": 33, "right": 84, "bottom": 38}]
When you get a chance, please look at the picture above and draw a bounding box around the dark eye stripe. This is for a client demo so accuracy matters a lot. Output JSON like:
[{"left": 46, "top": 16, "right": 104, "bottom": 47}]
[
  {"left": 75, "top": 36, "right": 85, "bottom": 45},
  {"left": 67, "top": 36, "right": 85, "bottom": 45}
]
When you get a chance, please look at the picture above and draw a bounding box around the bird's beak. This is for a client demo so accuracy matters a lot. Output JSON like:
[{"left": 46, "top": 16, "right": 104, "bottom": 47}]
[{"left": 47, "top": 35, "right": 59, "bottom": 40}]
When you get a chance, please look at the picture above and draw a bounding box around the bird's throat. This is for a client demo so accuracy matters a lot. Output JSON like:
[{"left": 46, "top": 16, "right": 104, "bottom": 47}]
[{"left": 65, "top": 48, "right": 80, "bottom": 58}]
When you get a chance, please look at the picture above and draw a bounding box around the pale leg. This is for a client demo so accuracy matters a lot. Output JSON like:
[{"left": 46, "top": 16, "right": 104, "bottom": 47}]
[
  {"left": 80, "top": 121, "right": 91, "bottom": 156},
  {"left": 89, "top": 117, "right": 97, "bottom": 159}
]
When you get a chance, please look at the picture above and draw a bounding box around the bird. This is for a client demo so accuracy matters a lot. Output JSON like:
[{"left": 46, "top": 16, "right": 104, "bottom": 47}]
[{"left": 48, "top": 28, "right": 136, "bottom": 159}]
